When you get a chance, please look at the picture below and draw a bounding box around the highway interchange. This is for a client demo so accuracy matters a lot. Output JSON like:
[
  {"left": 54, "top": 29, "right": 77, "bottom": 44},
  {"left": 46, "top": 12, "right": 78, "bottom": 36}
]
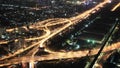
[{"left": 0, "top": 0, "right": 120, "bottom": 68}]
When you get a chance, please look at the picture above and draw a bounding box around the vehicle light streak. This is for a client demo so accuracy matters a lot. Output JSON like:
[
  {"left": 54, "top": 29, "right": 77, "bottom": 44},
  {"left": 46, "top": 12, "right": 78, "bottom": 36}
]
[
  {"left": 0, "top": 42, "right": 120, "bottom": 67},
  {"left": 111, "top": 2, "right": 120, "bottom": 11}
]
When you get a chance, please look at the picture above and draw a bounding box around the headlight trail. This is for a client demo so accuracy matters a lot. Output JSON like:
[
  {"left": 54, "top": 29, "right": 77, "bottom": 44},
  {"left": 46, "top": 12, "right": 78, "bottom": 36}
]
[
  {"left": 111, "top": 2, "right": 120, "bottom": 11},
  {"left": 0, "top": 42, "right": 120, "bottom": 67}
]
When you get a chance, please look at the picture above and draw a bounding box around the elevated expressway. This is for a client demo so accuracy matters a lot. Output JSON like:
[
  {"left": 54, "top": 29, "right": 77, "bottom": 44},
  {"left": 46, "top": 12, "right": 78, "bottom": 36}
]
[{"left": 0, "top": 0, "right": 119, "bottom": 67}]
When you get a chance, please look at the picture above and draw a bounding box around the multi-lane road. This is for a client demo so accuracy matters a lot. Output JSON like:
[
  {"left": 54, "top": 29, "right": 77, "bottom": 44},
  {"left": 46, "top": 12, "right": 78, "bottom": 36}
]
[{"left": 0, "top": 0, "right": 119, "bottom": 67}]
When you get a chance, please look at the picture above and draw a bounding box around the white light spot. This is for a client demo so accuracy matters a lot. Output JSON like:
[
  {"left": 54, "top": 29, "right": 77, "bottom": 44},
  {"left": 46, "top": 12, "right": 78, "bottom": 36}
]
[{"left": 85, "top": 24, "right": 89, "bottom": 27}]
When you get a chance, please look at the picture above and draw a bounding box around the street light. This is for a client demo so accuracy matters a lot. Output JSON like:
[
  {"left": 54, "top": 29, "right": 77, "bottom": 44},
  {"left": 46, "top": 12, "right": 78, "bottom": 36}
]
[
  {"left": 87, "top": 39, "right": 90, "bottom": 43},
  {"left": 87, "top": 39, "right": 95, "bottom": 44},
  {"left": 92, "top": 40, "right": 95, "bottom": 44}
]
